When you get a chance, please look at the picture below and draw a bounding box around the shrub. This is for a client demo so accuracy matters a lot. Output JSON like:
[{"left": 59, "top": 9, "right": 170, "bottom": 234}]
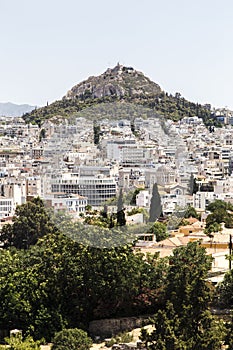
[{"left": 52, "top": 328, "right": 92, "bottom": 350}]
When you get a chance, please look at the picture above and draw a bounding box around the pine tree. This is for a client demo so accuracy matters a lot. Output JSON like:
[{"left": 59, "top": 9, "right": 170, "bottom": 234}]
[{"left": 149, "top": 183, "right": 162, "bottom": 222}]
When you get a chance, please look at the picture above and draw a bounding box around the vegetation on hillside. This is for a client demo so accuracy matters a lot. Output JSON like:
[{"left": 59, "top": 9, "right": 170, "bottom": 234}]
[
  {"left": 22, "top": 93, "right": 213, "bottom": 127},
  {"left": 22, "top": 65, "right": 214, "bottom": 126}
]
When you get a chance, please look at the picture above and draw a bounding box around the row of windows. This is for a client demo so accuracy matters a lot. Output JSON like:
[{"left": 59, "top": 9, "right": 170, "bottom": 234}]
[
  {"left": 0, "top": 201, "right": 12, "bottom": 206},
  {"left": 0, "top": 207, "right": 12, "bottom": 212},
  {"left": 52, "top": 185, "right": 116, "bottom": 191}
]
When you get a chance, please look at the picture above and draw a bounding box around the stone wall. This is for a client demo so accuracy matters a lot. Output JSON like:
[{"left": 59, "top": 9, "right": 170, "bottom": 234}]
[{"left": 89, "top": 316, "right": 150, "bottom": 338}]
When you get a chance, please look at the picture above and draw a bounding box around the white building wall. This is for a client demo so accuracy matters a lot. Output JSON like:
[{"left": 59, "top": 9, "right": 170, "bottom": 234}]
[{"left": 136, "top": 190, "right": 151, "bottom": 207}]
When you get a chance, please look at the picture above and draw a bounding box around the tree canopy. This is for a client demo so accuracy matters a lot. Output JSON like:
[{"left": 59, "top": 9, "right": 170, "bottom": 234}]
[
  {"left": 206, "top": 199, "right": 233, "bottom": 229},
  {"left": 0, "top": 199, "right": 230, "bottom": 345},
  {"left": 0, "top": 197, "right": 55, "bottom": 249},
  {"left": 147, "top": 222, "right": 168, "bottom": 242},
  {"left": 141, "top": 241, "right": 224, "bottom": 349}
]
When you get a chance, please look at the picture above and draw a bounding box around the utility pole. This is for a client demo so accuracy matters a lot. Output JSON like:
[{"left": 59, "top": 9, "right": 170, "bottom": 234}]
[{"left": 229, "top": 234, "right": 232, "bottom": 270}]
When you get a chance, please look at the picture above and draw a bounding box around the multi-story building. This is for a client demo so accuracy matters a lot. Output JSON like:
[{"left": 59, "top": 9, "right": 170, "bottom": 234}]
[
  {"left": 106, "top": 139, "right": 136, "bottom": 160},
  {"left": 44, "top": 193, "right": 87, "bottom": 215},
  {"left": 0, "top": 197, "right": 15, "bottom": 218},
  {"left": 50, "top": 172, "right": 116, "bottom": 206}
]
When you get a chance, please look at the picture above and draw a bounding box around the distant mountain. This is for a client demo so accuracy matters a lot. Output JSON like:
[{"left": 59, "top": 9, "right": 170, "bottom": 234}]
[
  {"left": 0, "top": 102, "right": 36, "bottom": 117},
  {"left": 22, "top": 64, "right": 213, "bottom": 126}
]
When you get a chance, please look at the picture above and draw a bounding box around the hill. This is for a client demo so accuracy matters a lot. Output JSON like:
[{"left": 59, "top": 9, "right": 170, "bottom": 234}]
[
  {"left": 0, "top": 102, "right": 36, "bottom": 117},
  {"left": 65, "top": 64, "right": 161, "bottom": 99},
  {"left": 22, "top": 64, "right": 213, "bottom": 126}
]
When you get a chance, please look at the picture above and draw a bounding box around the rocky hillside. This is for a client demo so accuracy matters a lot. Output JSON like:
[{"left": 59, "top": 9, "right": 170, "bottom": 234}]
[
  {"left": 65, "top": 64, "right": 161, "bottom": 100},
  {"left": 22, "top": 65, "right": 213, "bottom": 126}
]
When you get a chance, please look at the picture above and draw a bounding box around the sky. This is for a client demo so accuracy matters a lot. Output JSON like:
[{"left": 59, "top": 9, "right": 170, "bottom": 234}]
[{"left": 1, "top": 0, "right": 233, "bottom": 109}]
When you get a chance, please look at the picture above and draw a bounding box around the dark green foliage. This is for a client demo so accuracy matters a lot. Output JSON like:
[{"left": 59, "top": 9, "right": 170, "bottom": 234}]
[
  {"left": 188, "top": 173, "right": 198, "bottom": 195},
  {"left": 39, "top": 128, "right": 46, "bottom": 142},
  {"left": 206, "top": 199, "right": 233, "bottom": 229},
  {"left": 101, "top": 205, "right": 108, "bottom": 219},
  {"left": 184, "top": 205, "right": 199, "bottom": 219},
  {"left": 141, "top": 242, "right": 224, "bottom": 349},
  {"left": 0, "top": 199, "right": 227, "bottom": 345},
  {"left": 93, "top": 121, "right": 100, "bottom": 145},
  {"left": 129, "top": 187, "right": 144, "bottom": 205},
  {"left": 149, "top": 183, "right": 162, "bottom": 222},
  {"left": 52, "top": 328, "right": 92, "bottom": 350},
  {"left": 207, "top": 199, "right": 233, "bottom": 212},
  {"left": 0, "top": 229, "right": 164, "bottom": 341},
  {"left": 22, "top": 77, "right": 213, "bottom": 126},
  {"left": 166, "top": 242, "right": 213, "bottom": 317},
  {"left": 117, "top": 189, "right": 126, "bottom": 226},
  {"left": 130, "top": 119, "right": 135, "bottom": 134},
  {"left": 140, "top": 302, "right": 186, "bottom": 350},
  {"left": 204, "top": 222, "right": 222, "bottom": 237},
  {"left": 147, "top": 222, "right": 168, "bottom": 242},
  {"left": 0, "top": 197, "right": 56, "bottom": 249},
  {"left": 225, "top": 316, "right": 233, "bottom": 349},
  {"left": 217, "top": 269, "right": 233, "bottom": 308}
]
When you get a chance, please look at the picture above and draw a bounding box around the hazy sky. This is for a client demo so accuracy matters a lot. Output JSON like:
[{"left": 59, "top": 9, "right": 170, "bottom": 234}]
[{"left": 1, "top": 0, "right": 233, "bottom": 109}]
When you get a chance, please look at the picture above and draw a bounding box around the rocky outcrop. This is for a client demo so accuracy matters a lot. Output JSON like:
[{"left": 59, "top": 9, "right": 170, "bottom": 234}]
[{"left": 65, "top": 64, "right": 161, "bottom": 100}]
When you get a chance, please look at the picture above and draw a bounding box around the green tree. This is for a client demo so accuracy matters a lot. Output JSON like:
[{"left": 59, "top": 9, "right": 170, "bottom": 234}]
[
  {"left": 0, "top": 197, "right": 56, "bottom": 249},
  {"left": 140, "top": 302, "right": 186, "bottom": 350},
  {"left": 4, "top": 334, "right": 40, "bottom": 350},
  {"left": 184, "top": 205, "right": 199, "bottom": 219},
  {"left": 149, "top": 183, "right": 162, "bottom": 222},
  {"left": 93, "top": 121, "right": 100, "bottom": 145},
  {"left": 205, "top": 199, "right": 233, "bottom": 229},
  {"left": 225, "top": 316, "right": 233, "bottom": 349},
  {"left": 39, "top": 128, "right": 46, "bottom": 142},
  {"left": 0, "top": 228, "right": 166, "bottom": 340},
  {"left": 117, "top": 189, "right": 126, "bottom": 226},
  {"left": 207, "top": 199, "right": 233, "bottom": 212},
  {"left": 141, "top": 242, "right": 224, "bottom": 349},
  {"left": 148, "top": 222, "right": 168, "bottom": 242},
  {"left": 188, "top": 173, "right": 198, "bottom": 195},
  {"left": 204, "top": 222, "right": 222, "bottom": 237},
  {"left": 52, "top": 328, "right": 92, "bottom": 350},
  {"left": 217, "top": 269, "right": 233, "bottom": 308},
  {"left": 165, "top": 241, "right": 222, "bottom": 347}
]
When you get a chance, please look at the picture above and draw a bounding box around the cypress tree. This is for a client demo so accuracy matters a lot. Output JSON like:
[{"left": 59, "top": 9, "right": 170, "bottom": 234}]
[
  {"left": 117, "top": 189, "right": 126, "bottom": 226},
  {"left": 149, "top": 183, "right": 162, "bottom": 222}
]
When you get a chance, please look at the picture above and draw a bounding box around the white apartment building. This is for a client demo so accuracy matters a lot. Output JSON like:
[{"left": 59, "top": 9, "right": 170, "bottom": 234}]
[
  {"left": 136, "top": 190, "right": 151, "bottom": 207},
  {"left": 50, "top": 172, "right": 116, "bottom": 206},
  {"left": 106, "top": 139, "right": 136, "bottom": 160},
  {"left": 44, "top": 193, "right": 87, "bottom": 215},
  {"left": 120, "top": 146, "right": 145, "bottom": 164},
  {"left": 214, "top": 177, "right": 233, "bottom": 194},
  {"left": 193, "top": 191, "right": 217, "bottom": 211},
  {"left": 0, "top": 197, "right": 15, "bottom": 218}
]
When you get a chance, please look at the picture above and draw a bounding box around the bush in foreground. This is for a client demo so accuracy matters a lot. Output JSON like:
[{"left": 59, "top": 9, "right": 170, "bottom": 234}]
[{"left": 52, "top": 328, "right": 92, "bottom": 350}]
